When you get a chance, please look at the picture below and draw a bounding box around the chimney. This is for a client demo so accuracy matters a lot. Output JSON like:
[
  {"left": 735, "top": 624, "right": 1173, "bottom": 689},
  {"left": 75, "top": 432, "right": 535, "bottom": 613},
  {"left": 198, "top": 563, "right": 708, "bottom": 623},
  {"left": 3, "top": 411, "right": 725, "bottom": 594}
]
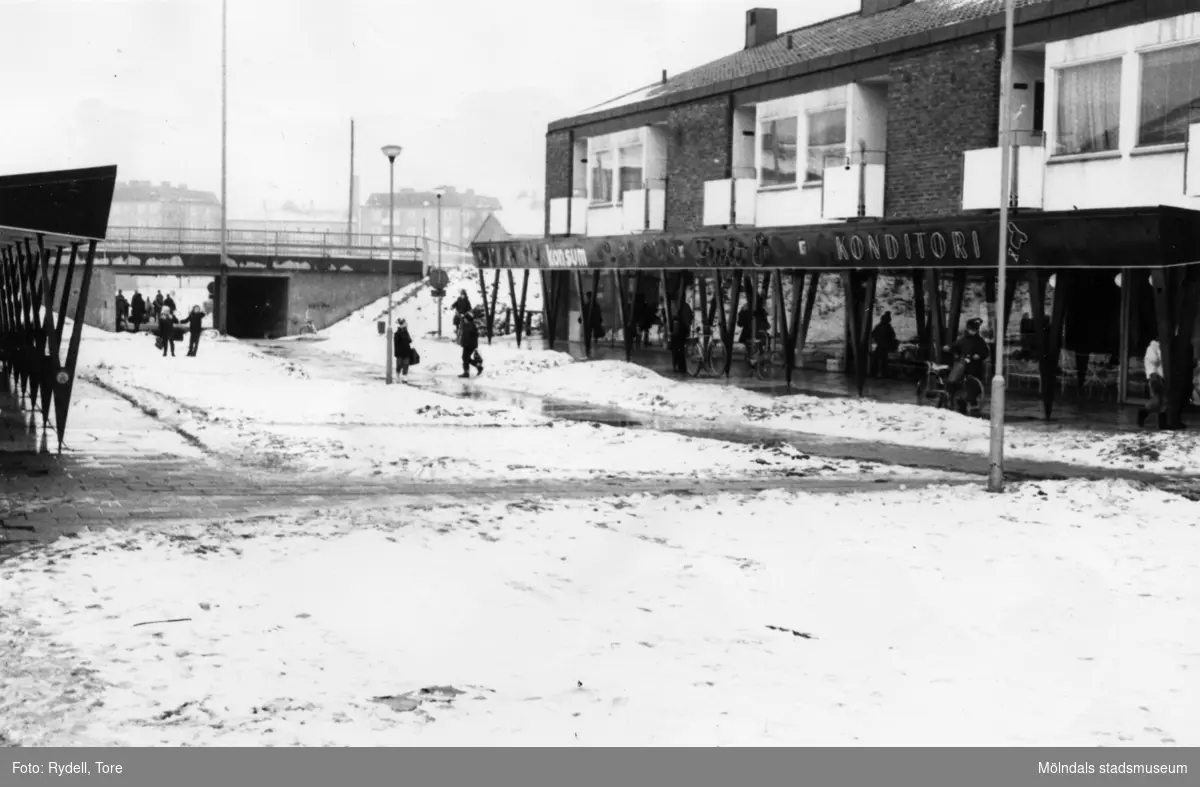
[
  {"left": 745, "top": 8, "right": 777, "bottom": 50},
  {"left": 861, "top": 0, "right": 915, "bottom": 16},
  {"left": 662, "top": 69, "right": 668, "bottom": 84}
]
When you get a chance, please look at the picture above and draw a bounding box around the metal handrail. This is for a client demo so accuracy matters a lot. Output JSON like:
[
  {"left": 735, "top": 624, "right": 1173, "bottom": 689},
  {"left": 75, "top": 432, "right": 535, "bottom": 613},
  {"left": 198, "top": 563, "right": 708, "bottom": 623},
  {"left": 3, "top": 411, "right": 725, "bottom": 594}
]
[{"left": 97, "top": 226, "right": 425, "bottom": 260}]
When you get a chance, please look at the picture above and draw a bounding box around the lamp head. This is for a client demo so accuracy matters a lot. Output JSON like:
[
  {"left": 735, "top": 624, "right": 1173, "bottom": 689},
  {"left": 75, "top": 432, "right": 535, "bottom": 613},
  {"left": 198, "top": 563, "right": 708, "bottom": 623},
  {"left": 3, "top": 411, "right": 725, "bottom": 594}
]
[
  {"left": 433, "top": 186, "right": 447, "bottom": 199},
  {"left": 381, "top": 144, "right": 403, "bottom": 162}
]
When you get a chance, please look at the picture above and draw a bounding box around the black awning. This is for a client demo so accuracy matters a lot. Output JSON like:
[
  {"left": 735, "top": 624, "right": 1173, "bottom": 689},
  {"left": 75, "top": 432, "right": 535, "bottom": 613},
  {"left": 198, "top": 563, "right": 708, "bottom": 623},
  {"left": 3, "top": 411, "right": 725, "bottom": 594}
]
[
  {"left": 470, "top": 206, "right": 1200, "bottom": 272},
  {"left": 0, "top": 165, "right": 119, "bottom": 245}
]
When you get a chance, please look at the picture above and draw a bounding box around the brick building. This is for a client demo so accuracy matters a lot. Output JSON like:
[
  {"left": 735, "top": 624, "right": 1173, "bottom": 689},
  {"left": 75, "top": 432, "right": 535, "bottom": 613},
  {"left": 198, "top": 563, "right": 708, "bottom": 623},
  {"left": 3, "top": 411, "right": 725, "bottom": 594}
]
[
  {"left": 474, "top": 0, "right": 1200, "bottom": 428},
  {"left": 107, "top": 180, "right": 222, "bottom": 231},
  {"left": 362, "top": 186, "right": 502, "bottom": 247}
]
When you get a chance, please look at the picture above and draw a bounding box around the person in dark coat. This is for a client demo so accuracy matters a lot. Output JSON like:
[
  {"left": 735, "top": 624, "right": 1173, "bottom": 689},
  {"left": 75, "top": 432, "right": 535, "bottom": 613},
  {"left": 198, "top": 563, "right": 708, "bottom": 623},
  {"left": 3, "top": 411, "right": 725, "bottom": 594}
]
[
  {"left": 184, "top": 305, "right": 205, "bottom": 356},
  {"left": 115, "top": 290, "right": 129, "bottom": 331},
  {"left": 458, "top": 312, "right": 483, "bottom": 378},
  {"left": 871, "top": 311, "right": 899, "bottom": 378},
  {"left": 737, "top": 303, "right": 770, "bottom": 352},
  {"left": 163, "top": 293, "right": 177, "bottom": 315},
  {"left": 633, "top": 293, "right": 654, "bottom": 347},
  {"left": 946, "top": 317, "right": 990, "bottom": 416},
  {"left": 670, "top": 300, "right": 695, "bottom": 374},
  {"left": 578, "top": 291, "right": 604, "bottom": 356},
  {"left": 393, "top": 317, "right": 413, "bottom": 378},
  {"left": 158, "top": 306, "right": 179, "bottom": 357},
  {"left": 153, "top": 291, "right": 165, "bottom": 320},
  {"left": 130, "top": 291, "right": 146, "bottom": 332}
]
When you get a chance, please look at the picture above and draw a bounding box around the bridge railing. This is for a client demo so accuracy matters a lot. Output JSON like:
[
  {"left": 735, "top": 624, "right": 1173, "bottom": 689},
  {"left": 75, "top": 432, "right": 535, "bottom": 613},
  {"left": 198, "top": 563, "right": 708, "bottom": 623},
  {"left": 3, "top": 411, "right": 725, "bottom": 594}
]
[{"left": 97, "top": 226, "right": 427, "bottom": 260}]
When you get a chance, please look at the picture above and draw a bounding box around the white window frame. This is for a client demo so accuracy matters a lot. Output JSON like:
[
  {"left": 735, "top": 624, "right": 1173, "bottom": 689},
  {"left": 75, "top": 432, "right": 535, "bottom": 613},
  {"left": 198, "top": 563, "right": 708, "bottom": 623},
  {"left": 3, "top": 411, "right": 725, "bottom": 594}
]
[
  {"left": 758, "top": 115, "right": 800, "bottom": 189},
  {"left": 588, "top": 147, "right": 615, "bottom": 205},
  {"left": 1051, "top": 57, "right": 1123, "bottom": 157},
  {"left": 616, "top": 144, "right": 645, "bottom": 204},
  {"left": 804, "top": 105, "right": 848, "bottom": 184},
  {"left": 1136, "top": 40, "right": 1200, "bottom": 149}
]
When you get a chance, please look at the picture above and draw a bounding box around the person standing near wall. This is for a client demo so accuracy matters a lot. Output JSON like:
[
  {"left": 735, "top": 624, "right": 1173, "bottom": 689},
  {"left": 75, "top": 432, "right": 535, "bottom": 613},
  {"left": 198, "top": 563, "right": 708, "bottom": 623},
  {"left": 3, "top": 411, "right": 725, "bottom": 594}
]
[
  {"left": 131, "top": 291, "right": 146, "bottom": 332},
  {"left": 115, "top": 290, "right": 129, "bottom": 331},
  {"left": 1137, "top": 338, "right": 1167, "bottom": 429}
]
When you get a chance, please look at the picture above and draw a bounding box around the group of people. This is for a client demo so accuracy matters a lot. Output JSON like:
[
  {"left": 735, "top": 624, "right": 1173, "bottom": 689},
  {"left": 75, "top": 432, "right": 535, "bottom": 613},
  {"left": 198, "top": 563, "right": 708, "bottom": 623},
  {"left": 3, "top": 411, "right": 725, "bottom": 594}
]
[
  {"left": 115, "top": 288, "right": 206, "bottom": 357},
  {"left": 116, "top": 289, "right": 175, "bottom": 333}
]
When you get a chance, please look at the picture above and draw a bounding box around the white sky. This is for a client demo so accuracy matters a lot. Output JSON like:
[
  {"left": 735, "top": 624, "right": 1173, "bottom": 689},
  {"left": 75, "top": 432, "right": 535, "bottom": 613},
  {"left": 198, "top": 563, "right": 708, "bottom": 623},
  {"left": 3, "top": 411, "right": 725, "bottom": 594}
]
[{"left": 2, "top": 0, "right": 860, "bottom": 214}]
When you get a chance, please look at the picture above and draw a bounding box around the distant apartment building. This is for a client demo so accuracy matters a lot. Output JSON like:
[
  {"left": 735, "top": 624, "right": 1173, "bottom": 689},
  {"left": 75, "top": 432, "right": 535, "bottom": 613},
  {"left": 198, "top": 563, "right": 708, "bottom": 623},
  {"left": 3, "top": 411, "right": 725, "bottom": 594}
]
[
  {"left": 107, "top": 180, "right": 222, "bottom": 231},
  {"left": 362, "top": 186, "right": 502, "bottom": 246}
]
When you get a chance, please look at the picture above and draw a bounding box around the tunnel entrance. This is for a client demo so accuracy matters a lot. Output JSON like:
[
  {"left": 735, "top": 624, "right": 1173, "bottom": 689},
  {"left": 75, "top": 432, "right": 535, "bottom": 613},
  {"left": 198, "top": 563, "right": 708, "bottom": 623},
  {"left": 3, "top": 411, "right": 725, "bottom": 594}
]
[{"left": 225, "top": 275, "right": 289, "bottom": 339}]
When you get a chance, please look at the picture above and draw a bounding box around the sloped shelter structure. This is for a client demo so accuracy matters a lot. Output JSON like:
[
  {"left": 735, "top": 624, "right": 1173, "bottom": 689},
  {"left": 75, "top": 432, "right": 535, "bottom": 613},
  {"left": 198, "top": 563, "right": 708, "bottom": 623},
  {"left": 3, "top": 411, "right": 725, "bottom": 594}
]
[{"left": 0, "top": 166, "right": 118, "bottom": 449}]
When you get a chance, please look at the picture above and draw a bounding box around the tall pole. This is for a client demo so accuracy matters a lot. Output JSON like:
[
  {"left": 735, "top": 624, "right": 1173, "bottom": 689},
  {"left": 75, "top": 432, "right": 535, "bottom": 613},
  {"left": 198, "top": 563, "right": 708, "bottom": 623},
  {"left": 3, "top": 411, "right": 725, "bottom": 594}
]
[
  {"left": 347, "top": 119, "right": 355, "bottom": 250},
  {"left": 987, "top": 0, "right": 1016, "bottom": 493},
  {"left": 437, "top": 193, "right": 443, "bottom": 338},
  {"left": 386, "top": 157, "right": 396, "bottom": 384},
  {"left": 219, "top": 0, "right": 227, "bottom": 334}
]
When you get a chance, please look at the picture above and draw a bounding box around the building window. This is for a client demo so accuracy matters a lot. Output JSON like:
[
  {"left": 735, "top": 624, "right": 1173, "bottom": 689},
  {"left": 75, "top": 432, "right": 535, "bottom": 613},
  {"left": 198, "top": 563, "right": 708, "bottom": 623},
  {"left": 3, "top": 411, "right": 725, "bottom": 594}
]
[
  {"left": 759, "top": 117, "right": 798, "bottom": 187},
  {"left": 617, "top": 145, "right": 643, "bottom": 202},
  {"left": 590, "top": 150, "right": 614, "bottom": 204},
  {"left": 1139, "top": 43, "right": 1200, "bottom": 147},
  {"left": 1055, "top": 59, "right": 1122, "bottom": 155},
  {"left": 805, "top": 108, "right": 847, "bottom": 183}
]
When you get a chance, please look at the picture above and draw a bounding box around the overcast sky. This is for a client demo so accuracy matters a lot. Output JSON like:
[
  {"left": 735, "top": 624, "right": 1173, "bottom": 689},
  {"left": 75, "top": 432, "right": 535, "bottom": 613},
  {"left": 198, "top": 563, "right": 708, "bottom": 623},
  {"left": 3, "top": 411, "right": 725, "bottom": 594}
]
[{"left": 2, "top": 0, "right": 860, "bottom": 215}]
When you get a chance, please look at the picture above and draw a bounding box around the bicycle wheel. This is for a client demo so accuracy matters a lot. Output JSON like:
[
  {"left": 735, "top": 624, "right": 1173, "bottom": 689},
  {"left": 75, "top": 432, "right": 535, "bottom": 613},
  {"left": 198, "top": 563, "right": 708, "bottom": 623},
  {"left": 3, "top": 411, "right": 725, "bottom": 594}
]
[
  {"left": 769, "top": 349, "right": 785, "bottom": 366},
  {"left": 706, "top": 339, "right": 727, "bottom": 376},
  {"left": 685, "top": 340, "right": 704, "bottom": 377},
  {"left": 754, "top": 356, "right": 777, "bottom": 381}
]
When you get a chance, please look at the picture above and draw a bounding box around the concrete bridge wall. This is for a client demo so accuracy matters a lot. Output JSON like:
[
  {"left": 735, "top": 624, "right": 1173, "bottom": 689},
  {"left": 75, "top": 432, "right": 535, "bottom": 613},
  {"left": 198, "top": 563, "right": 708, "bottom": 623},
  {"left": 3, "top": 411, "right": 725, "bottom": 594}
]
[{"left": 49, "top": 263, "right": 420, "bottom": 338}]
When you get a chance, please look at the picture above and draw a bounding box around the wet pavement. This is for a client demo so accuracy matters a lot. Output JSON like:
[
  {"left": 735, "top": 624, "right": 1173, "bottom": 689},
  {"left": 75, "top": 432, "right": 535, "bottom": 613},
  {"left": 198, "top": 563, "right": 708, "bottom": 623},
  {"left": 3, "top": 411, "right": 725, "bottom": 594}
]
[{"left": 254, "top": 339, "right": 1200, "bottom": 495}]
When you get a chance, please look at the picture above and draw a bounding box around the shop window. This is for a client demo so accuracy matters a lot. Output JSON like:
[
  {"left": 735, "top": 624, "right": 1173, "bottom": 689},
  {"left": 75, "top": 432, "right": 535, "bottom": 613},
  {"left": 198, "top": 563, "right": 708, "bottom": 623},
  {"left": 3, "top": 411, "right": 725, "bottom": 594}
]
[
  {"left": 590, "top": 150, "right": 614, "bottom": 204},
  {"left": 617, "top": 145, "right": 643, "bottom": 203},
  {"left": 1139, "top": 43, "right": 1200, "bottom": 146},
  {"left": 805, "top": 108, "right": 847, "bottom": 183},
  {"left": 1054, "top": 59, "right": 1122, "bottom": 155},
  {"left": 759, "top": 117, "right": 798, "bottom": 187}
]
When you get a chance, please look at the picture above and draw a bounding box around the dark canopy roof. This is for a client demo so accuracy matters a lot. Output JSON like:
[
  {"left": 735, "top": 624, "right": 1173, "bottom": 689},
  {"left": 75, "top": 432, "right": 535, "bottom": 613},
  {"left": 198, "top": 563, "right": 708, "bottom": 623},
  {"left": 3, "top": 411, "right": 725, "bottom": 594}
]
[
  {"left": 0, "top": 165, "right": 118, "bottom": 247},
  {"left": 471, "top": 207, "right": 1200, "bottom": 272}
]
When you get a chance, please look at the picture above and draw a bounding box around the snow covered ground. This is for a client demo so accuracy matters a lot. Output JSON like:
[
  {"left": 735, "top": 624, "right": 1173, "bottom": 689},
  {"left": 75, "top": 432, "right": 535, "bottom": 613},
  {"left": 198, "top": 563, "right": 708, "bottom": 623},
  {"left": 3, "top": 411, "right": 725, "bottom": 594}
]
[
  {"left": 313, "top": 266, "right": 1200, "bottom": 476},
  {"left": 71, "top": 319, "right": 942, "bottom": 483},
  {"left": 2, "top": 480, "right": 1197, "bottom": 746}
]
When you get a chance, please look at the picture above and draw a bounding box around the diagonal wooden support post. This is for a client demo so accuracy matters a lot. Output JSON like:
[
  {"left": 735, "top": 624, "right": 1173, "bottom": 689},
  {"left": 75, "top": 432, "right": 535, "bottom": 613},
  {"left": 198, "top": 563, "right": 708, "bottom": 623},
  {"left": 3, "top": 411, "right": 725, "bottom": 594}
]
[{"left": 54, "top": 240, "right": 97, "bottom": 451}]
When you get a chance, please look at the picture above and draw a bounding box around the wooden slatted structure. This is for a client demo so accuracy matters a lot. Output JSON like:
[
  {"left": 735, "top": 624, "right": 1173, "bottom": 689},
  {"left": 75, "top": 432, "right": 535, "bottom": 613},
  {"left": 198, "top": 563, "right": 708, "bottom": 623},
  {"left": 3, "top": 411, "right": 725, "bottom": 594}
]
[{"left": 0, "top": 166, "right": 118, "bottom": 450}]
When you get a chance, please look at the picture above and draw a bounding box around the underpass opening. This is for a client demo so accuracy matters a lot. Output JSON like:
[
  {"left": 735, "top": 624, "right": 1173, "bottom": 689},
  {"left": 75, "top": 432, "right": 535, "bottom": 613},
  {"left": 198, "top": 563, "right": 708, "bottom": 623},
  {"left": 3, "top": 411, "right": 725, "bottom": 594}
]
[
  {"left": 113, "top": 273, "right": 215, "bottom": 332},
  {"left": 226, "top": 275, "right": 289, "bottom": 339}
]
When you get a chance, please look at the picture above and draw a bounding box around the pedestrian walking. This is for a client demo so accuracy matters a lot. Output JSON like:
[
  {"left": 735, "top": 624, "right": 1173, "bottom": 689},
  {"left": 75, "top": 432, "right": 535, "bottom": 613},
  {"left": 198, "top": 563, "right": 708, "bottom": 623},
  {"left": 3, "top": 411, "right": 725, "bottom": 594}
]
[
  {"left": 184, "top": 305, "right": 204, "bottom": 356},
  {"left": 158, "top": 306, "right": 179, "bottom": 357},
  {"left": 1137, "top": 338, "right": 1167, "bottom": 429},
  {"left": 458, "top": 312, "right": 483, "bottom": 378},
  {"left": 452, "top": 290, "right": 473, "bottom": 341},
  {"left": 393, "top": 318, "right": 413, "bottom": 378},
  {"left": 115, "top": 289, "right": 129, "bottom": 331},
  {"left": 163, "top": 292, "right": 177, "bottom": 315},
  {"left": 153, "top": 290, "right": 165, "bottom": 320},
  {"left": 130, "top": 291, "right": 146, "bottom": 332}
]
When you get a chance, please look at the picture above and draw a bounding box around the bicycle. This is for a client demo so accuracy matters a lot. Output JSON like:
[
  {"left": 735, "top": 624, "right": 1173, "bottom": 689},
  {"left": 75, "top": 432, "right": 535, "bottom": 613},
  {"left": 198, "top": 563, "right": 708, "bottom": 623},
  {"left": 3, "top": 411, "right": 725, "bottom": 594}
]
[
  {"left": 917, "top": 357, "right": 987, "bottom": 416},
  {"left": 685, "top": 332, "right": 726, "bottom": 377},
  {"left": 297, "top": 308, "right": 317, "bottom": 335},
  {"left": 745, "top": 337, "right": 777, "bottom": 381}
]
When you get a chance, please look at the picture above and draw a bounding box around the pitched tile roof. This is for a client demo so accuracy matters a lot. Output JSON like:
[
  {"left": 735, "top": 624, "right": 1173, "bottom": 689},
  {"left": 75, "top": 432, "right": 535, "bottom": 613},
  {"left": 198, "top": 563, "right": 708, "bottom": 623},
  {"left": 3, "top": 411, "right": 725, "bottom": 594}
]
[{"left": 565, "top": 0, "right": 1054, "bottom": 123}]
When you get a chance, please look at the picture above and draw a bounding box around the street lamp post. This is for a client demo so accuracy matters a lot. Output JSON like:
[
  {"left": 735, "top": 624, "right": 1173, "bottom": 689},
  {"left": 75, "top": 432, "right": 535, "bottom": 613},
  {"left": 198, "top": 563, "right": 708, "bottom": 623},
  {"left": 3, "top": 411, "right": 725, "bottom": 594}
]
[
  {"left": 434, "top": 187, "right": 446, "bottom": 338},
  {"left": 382, "top": 144, "right": 403, "bottom": 385},
  {"left": 987, "top": 0, "right": 1017, "bottom": 493}
]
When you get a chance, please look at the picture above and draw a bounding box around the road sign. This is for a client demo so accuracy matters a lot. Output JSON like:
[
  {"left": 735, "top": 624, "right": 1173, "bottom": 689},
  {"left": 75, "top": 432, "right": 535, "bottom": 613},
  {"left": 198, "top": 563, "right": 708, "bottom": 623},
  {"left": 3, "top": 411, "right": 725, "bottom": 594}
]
[
  {"left": 429, "top": 268, "right": 449, "bottom": 289},
  {"left": 430, "top": 287, "right": 446, "bottom": 299}
]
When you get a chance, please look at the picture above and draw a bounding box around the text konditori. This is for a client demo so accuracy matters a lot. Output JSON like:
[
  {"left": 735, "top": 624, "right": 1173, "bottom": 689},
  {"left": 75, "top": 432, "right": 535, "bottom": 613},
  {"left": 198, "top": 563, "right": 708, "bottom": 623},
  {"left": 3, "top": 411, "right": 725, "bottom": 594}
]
[{"left": 1039, "top": 761, "right": 1188, "bottom": 775}]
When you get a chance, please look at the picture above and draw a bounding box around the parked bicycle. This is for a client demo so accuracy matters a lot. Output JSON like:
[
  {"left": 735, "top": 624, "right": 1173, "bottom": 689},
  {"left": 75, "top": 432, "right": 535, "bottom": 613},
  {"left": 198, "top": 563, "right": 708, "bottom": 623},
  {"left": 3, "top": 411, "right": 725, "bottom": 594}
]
[
  {"left": 916, "top": 356, "right": 987, "bottom": 416},
  {"left": 745, "top": 336, "right": 777, "bottom": 381},
  {"left": 684, "top": 332, "right": 726, "bottom": 378}
]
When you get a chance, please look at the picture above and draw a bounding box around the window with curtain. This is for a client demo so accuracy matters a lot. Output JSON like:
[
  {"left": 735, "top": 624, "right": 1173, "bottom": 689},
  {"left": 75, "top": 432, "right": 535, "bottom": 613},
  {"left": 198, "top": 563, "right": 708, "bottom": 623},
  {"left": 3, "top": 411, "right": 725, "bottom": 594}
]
[
  {"left": 1055, "top": 59, "right": 1122, "bottom": 155},
  {"left": 805, "top": 108, "right": 847, "bottom": 182},
  {"left": 1139, "top": 43, "right": 1200, "bottom": 146},
  {"left": 590, "top": 150, "right": 613, "bottom": 204},
  {"left": 617, "top": 144, "right": 644, "bottom": 202},
  {"left": 759, "top": 117, "right": 798, "bottom": 187}
]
